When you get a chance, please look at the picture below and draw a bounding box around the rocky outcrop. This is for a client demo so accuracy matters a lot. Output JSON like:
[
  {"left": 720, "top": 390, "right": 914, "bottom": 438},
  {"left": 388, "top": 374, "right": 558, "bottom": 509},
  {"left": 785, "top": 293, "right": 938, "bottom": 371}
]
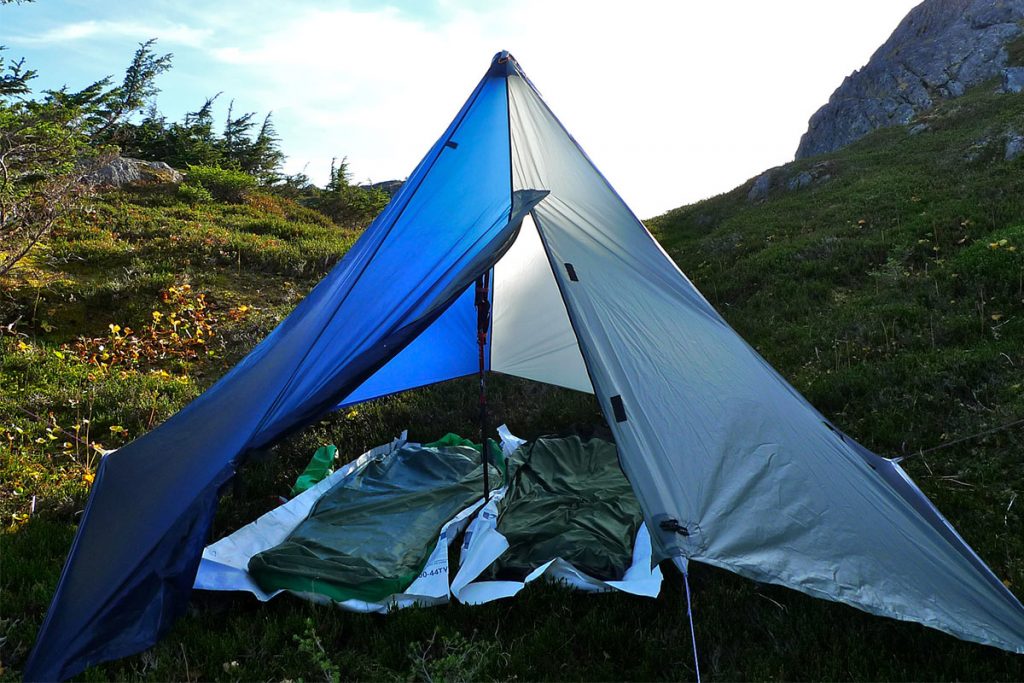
[
  {"left": 1006, "top": 130, "right": 1024, "bottom": 159},
  {"left": 1004, "top": 66, "right": 1024, "bottom": 92},
  {"left": 84, "top": 157, "right": 183, "bottom": 188},
  {"left": 746, "top": 161, "right": 836, "bottom": 203},
  {"left": 747, "top": 169, "right": 776, "bottom": 202},
  {"left": 796, "top": 0, "right": 1024, "bottom": 159},
  {"left": 361, "top": 179, "right": 403, "bottom": 196}
]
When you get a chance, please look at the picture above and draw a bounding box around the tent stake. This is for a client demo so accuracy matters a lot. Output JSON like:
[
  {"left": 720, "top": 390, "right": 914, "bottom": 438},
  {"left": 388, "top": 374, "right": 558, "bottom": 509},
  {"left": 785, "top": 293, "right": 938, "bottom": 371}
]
[{"left": 475, "top": 272, "right": 492, "bottom": 500}]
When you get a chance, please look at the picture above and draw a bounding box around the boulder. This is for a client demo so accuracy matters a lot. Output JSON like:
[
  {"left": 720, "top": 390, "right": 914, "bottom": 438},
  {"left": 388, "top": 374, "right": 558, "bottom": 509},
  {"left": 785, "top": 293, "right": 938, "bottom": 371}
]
[
  {"left": 1006, "top": 131, "right": 1024, "bottom": 160},
  {"left": 747, "top": 160, "right": 837, "bottom": 203},
  {"left": 84, "top": 157, "right": 183, "bottom": 188},
  {"left": 786, "top": 171, "right": 814, "bottom": 192},
  {"left": 1002, "top": 67, "right": 1024, "bottom": 93},
  {"left": 747, "top": 170, "right": 775, "bottom": 203}
]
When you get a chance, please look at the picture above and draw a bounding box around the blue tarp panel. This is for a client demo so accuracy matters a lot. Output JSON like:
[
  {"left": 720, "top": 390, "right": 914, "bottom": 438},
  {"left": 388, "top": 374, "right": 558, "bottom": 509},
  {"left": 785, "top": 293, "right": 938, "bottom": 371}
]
[
  {"left": 337, "top": 277, "right": 485, "bottom": 407},
  {"left": 24, "top": 55, "right": 521, "bottom": 681}
]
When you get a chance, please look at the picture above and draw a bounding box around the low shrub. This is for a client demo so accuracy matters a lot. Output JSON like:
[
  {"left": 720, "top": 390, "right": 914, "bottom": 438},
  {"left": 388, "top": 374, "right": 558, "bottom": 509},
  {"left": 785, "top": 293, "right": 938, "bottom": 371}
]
[
  {"left": 184, "top": 165, "right": 257, "bottom": 203},
  {"left": 952, "top": 224, "right": 1024, "bottom": 303},
  {"left": 243, "top": 192, "right": 286, "bottom": 216},
  {"left": 177, "top": 182, "right": 213, "bottom": 205}
]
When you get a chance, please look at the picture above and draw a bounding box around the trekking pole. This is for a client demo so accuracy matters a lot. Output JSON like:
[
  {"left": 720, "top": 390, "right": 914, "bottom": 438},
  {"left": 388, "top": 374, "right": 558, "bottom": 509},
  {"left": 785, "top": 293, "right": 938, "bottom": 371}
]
[{"left": 475, "top": 272, "right": 492, "bottom": 500}]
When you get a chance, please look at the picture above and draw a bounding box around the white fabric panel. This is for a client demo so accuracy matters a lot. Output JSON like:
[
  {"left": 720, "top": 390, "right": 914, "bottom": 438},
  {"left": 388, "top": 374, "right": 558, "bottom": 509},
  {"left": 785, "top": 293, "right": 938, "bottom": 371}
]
[
  {"left": 491, "top": 214, "right": 592, "bottom": 393},
  {"left": 507, "top": 70, "right": 1024, "bottom": 654}
]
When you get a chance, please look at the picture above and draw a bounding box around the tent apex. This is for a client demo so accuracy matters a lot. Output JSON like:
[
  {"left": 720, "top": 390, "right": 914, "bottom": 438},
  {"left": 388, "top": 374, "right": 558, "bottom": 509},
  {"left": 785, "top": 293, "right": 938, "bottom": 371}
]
[{"left": 490, "top": 50, "right": 523, "bottom": 78}]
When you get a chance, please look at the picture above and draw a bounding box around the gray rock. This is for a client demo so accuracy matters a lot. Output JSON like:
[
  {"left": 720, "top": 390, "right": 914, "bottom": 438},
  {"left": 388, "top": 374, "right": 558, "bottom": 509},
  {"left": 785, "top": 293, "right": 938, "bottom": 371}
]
[
  {"left": 946, "top": 80, "right": 967, "bottom": 97},
  {"left": 360, "top": 179, "right": 403, "bottom": 196},
  {"left": 970, "top": 2, "right": 1021, "bottom": 28},
  {"left": 84, "top": 156, "right": 183, "bottom": 188},
  {"left": 786, "top": 171, "right": 814, "bottom": 191},
  {"left": 1006, "top": 131, "right": 1024, "bottom": 160},
  {"left": 797, "top": 0, "right": 1024, "bottom": 159},
  {"left": 1003, "top": 67, "right": 1024, "bottom": 93},
  {"left": 908, "top": 123, "right": 930, "bottom": 135},
  {"left": 747, "top": 170, "right": 775, "bottom": 202},
  {"left": 749, "top": 161, "right": 837, "bottom": 203}
]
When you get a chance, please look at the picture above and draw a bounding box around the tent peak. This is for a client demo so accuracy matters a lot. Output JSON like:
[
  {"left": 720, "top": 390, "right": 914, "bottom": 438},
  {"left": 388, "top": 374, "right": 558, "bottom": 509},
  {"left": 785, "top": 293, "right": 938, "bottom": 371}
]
[{"left": 489, "top": 50, "right": 524, "bottom": 78}]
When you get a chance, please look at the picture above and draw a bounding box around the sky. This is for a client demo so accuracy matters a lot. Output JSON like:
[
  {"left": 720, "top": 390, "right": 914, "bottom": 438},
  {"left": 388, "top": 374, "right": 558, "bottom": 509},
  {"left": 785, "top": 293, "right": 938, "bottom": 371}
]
[{"left": 3, "top": 0, "right": 921, "bottom": 218}]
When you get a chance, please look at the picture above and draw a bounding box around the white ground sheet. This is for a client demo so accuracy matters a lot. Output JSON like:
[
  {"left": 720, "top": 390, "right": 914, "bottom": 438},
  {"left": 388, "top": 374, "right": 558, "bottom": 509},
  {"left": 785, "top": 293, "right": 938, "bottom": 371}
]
[{"left": 194, "top": 427, "right": 661, "bottom": 611}]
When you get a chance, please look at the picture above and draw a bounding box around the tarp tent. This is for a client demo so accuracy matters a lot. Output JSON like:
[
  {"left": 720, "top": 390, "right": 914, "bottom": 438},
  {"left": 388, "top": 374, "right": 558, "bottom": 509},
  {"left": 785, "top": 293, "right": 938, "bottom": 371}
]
[{"left": 26, "top": 51, "right": 1024, "bottom": 680}]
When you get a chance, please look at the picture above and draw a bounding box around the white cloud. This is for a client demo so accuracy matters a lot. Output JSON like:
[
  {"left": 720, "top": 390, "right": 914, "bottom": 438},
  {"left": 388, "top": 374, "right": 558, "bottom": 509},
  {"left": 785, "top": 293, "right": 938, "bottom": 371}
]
[
  {"left": 12, "top": 19, "right": 211, "bottom": 48},
  {"left": 8, "top": 1, "right": 920, "bottom": 216},
  {"left": 202, "top": 6, "right": 503, "bottom": 183},
  {"left": 197, "top": 0, "right": 919, "bottom": 216}
]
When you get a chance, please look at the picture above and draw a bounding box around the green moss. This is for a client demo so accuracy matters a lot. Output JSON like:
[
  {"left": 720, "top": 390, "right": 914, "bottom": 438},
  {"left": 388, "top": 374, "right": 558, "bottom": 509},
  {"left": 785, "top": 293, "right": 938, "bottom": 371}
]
[{"left": 1006, "top": 31, "right": 1024, "bottom": 68}]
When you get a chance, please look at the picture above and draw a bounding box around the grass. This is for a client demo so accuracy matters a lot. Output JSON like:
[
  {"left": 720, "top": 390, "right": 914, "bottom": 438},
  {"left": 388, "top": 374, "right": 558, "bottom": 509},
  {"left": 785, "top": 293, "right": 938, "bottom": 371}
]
[
  {"left": 2, "top": 82, "right": 1024, "bottom": 680},
  {"left": 1007, "top": 31, "right": 1024, "bottom": 68}
]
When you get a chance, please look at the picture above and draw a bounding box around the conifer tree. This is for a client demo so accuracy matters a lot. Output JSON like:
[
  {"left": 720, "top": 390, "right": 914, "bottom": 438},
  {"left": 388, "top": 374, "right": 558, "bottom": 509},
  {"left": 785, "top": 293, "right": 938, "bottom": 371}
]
[{"left": 94, "top": 39, "right": 173, "bottom": 140}]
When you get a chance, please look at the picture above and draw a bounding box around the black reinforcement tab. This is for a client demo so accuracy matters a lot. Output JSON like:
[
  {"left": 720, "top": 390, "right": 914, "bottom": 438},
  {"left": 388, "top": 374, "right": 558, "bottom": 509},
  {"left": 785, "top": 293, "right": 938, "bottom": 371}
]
[
  {"left": 610, "top": 395, "right": 627, "bottom": 422},
  {"left": 564, "top": 263, "right": 579, "bottom": 281},
  {"left": 445, "top": 140, "right": 459, "bottom": 149}
]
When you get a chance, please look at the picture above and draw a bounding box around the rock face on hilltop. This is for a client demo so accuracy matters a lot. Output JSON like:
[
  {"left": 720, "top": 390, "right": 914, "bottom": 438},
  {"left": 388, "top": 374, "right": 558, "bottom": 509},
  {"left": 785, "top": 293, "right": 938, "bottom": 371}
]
[
  {"left": 796, "top": 0, "right": 1024, "bottom": 159},
  {"left": 84, "top": 156, "right": 183, "bottom": 188},
  {"left": 361, "top": 179, "right": 404, "bottom": 196}
]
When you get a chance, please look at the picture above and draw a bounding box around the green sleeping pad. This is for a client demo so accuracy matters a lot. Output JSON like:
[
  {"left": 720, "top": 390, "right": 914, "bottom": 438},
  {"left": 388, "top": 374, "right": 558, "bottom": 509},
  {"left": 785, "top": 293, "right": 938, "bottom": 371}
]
[
  {"left": 249, "top": 436, "right": 500, "bottom": 603},
  {"left": 491, "top": 434, "right": 643, "bottom": 581}
]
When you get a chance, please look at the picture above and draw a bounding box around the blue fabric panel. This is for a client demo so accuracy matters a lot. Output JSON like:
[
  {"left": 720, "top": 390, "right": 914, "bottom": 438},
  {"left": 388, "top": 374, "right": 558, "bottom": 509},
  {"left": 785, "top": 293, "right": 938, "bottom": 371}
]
[
  {"left": 25, "top": 54, "right": 516, "bottom": 682},
  {"left": 338, "top": 281, "right": 478, "bottom": 406}
]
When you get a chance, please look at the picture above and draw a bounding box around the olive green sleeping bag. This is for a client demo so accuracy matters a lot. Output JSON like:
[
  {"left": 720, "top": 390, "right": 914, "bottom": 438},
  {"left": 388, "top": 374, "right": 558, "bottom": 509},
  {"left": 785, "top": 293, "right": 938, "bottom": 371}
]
[
  {"left": 248, "top": 436, "right": 500, "bottom": 603},
  {"left": 491, "top": 434, "right": 643, "bottom": 581}
]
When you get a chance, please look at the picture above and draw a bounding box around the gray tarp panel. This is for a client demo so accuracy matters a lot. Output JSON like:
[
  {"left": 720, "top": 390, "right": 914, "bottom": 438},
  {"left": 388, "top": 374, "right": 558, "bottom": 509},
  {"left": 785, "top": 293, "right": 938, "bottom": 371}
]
[
  {"left": 505, "top": 67, "right": 1024, "bottom": 652},
  {"left": 490, "top": 435, "right": 643, "bottom": 581},
  {"left": 248, "top": 437, "right": 500, "bottom": 603}
]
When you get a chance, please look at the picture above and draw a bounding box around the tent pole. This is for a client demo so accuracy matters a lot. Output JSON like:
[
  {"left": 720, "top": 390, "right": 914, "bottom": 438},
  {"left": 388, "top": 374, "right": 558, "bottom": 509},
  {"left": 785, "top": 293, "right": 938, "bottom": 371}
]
[{"left": 475, "top": 272, "right": 491, "bottom": 500}]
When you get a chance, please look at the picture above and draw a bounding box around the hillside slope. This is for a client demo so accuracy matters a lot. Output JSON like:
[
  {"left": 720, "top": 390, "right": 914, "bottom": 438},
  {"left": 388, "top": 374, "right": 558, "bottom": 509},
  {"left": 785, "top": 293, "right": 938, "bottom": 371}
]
[{"left": 2, "top": 85, "right": 1024, "bottom": 680}]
